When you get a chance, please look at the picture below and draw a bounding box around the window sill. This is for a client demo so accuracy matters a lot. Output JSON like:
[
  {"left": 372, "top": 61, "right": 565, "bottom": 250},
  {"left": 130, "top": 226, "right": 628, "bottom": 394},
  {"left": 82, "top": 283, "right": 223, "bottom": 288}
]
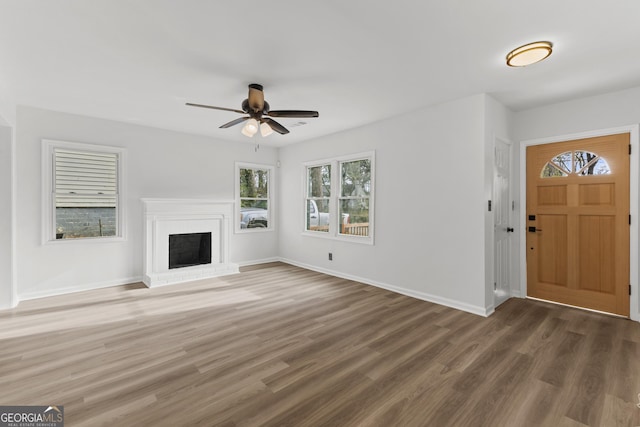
[
  {"left": 44, "top": 235, "right": 126, "bottom": 245},
  {"left": 302, "top": 230, "right": 374, "bottom": 245},
  {"left": 235, "top": 227, "right": 275, "bottom": 234}
]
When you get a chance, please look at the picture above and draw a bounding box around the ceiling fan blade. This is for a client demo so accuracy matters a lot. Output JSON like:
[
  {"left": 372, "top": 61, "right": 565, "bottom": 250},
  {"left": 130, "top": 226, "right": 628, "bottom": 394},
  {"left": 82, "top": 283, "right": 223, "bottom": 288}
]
[
  {"left": 220, "top": 116, "right": 250, "bottom": 128},
  {"left": 186, "top": 103, "right": 245, "bottom": 114},
  {"left": 263, "top": 118, "right": 290, "bottom": 135},
  {"left": 267, "top": 110, "right": 319, "bottom": 118},
  {"left": 247, "top": 84, "right": 264, "bottom": 113}
]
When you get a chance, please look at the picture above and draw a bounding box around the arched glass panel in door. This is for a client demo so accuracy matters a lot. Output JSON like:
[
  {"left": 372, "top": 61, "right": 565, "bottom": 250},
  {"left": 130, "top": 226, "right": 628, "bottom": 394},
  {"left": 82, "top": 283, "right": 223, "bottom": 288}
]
[{"left": 540, "top": 150, "right": 611, "bottom": 178}]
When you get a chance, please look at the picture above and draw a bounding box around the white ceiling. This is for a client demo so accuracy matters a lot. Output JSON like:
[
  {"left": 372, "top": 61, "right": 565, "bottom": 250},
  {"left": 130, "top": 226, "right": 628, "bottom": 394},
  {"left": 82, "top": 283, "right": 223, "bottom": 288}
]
[{"left": 2, "top": 1, "right": 640, "bottom": 146}]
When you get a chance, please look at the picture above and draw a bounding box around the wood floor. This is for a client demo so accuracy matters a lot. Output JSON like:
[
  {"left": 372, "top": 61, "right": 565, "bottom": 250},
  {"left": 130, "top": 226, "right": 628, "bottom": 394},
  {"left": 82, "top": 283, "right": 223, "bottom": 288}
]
[{"left": 1, "top": 262, "right": 639, "bottom": 426}]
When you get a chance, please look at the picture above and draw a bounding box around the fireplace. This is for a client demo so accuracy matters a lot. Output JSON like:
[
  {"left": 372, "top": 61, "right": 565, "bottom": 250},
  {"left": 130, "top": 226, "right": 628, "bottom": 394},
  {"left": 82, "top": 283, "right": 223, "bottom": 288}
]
[
  {"left": 169, "top": 232, "right": 212, "bottom": 269},
  {"left": 142, "top": 199, "right": 239, "bottom": 287}
]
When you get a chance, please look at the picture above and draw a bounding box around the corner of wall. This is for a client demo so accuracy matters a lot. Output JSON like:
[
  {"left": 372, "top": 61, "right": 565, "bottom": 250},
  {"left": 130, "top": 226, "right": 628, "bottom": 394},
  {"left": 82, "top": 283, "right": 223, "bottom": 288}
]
[{"left": 0, "top": 123, "right": 16, "bottom": 310}]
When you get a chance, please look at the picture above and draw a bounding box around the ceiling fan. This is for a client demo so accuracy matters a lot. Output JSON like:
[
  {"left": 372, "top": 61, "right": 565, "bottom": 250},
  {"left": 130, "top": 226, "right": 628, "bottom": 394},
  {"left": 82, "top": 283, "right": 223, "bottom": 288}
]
[{"left": 186, "top": 84, "right": 319, "bottom": 137}]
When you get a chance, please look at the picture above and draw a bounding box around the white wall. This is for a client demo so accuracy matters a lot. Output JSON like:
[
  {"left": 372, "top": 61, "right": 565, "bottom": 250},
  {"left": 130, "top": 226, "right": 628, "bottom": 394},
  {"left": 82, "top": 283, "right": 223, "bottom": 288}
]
[
  {"left": 0, "top": 93, "right": 16, "bottom": 127},
  {"left": 15, "top": 106, "right": 279, "bottom": 300},
  {"left": 513, "top": 85, "right": 640, "bottom": 320},
  {"left": 278, "top": 94, "right": 492, "bottom": 315},
  {"left": 514, "top": 86, "right": 640, "bottom": 142},
  {"left": 0, "top": 125, "right": 14, "bottom": 308}
]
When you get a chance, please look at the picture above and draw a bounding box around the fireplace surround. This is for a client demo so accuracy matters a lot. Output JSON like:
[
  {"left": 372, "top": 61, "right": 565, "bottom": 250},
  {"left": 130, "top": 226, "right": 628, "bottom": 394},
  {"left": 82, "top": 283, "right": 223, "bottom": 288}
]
[{"left": 142, "top": 199, "right": 239, "bottom": 287}]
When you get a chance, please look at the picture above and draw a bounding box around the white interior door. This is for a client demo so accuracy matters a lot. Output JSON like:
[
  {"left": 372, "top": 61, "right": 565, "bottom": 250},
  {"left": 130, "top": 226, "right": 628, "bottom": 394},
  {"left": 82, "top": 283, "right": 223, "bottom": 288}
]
[{"left": 494, "top": 138, "right": 512, "bottom": 307}]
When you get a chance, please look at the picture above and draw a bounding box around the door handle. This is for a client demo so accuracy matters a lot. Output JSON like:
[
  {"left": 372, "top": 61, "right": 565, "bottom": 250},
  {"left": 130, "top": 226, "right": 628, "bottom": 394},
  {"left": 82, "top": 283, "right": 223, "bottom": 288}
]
[
  {"left": 507, "top": 227, "right": 514, "bottom": 232},
  {"left": 528, "top": 227, "right": 542, "bottom": 232}
]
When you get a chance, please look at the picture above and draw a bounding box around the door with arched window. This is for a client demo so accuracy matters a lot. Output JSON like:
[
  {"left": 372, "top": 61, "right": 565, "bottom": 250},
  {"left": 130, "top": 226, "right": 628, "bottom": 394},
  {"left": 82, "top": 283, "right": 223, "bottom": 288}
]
[{"left": 526, "top": 133, "right": 630, "bottom": 316}]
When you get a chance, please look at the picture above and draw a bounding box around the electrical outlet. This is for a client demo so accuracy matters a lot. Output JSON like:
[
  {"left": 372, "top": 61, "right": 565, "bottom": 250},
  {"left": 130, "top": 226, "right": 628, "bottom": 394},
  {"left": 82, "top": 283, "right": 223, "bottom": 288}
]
[{"left": 328, "top": 252, "right": 333, "bottom": 261}]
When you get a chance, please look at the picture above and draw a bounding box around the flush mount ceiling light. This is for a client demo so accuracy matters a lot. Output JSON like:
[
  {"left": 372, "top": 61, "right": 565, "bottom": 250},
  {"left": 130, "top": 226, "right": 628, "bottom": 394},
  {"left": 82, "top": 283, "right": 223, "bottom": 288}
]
[{"left": 506, "top": 41, "right": 553, "bottom": 67}]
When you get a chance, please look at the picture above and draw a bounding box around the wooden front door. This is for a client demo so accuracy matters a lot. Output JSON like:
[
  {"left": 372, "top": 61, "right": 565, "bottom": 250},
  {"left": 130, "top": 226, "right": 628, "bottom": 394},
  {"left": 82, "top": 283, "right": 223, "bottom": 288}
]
[{"left": 526, "top": 133, "right": 630, "bottom": 316}]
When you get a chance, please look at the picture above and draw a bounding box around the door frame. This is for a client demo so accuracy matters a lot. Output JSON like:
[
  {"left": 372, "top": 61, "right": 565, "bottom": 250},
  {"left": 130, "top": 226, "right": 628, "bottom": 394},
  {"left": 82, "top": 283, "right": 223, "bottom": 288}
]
[
  {"left": 519, "top": 125, "right": 639, "bottom": 321},
  {"left": 494, "top": 137, "right": 513, "bottom": 308}
]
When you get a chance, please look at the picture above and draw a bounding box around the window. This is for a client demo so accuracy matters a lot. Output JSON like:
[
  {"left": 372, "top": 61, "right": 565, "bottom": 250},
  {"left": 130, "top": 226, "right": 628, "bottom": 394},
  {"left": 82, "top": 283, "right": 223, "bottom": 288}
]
[
  {"left": 305, "top": 164, "right": 331, "bottom": 233},
  {"left": 236, "top": 163, "right": 274, "bottom": 232},
  {"left": 42, "top": 140, "right": 126, "bottom": 243},
  {"left": 541, "top": 150, "right": 611, "bottom": 177},
  {"left": 304, "top": 151, "right": 374, "bottom": 243},
  {"left": 339, "top": 158, "right": 371, "bottom": 237}
]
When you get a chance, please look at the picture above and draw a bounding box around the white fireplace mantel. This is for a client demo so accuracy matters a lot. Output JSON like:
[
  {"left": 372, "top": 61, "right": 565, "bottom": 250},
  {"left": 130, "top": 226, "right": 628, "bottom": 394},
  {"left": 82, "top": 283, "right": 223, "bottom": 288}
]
[{"left": 142, "top": 198, "right": 239, "bottom": 287}]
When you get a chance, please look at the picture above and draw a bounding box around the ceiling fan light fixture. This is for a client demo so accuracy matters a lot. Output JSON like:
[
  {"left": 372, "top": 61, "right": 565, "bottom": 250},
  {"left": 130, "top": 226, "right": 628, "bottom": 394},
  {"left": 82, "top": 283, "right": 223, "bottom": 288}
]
[
  {"left": 506, "top": 41, "right": 553, "bottom": 67},
  {"left": 241, "top": 118, "right": 259, "bottom": 137},
  {"left": 260, "top": 122, "right": 273, "bottom": 137}
]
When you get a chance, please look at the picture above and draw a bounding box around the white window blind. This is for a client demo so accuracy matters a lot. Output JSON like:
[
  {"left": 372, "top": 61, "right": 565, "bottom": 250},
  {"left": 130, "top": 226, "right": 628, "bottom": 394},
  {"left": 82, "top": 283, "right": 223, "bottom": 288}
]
[{"left": 54, "top": 148, "right": 118, "bottom": 207}]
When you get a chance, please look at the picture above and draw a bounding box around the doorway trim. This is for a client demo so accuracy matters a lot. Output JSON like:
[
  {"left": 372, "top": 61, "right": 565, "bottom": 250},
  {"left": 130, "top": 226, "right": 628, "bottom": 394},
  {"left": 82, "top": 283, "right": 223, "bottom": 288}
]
[
  {"left": 519, "top": 125, "right": 639, "bottom": 321},
  {"left": 494, "top": 136, "right": 513, "bottom": 309}
]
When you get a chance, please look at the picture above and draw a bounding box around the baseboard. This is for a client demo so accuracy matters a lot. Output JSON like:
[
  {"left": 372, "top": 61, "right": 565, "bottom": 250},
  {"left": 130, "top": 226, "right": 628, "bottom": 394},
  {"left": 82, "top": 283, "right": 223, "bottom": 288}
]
[
  {"left": 511, "top": 289, "right": 523, "bottom": 298},
  {"left": 484, "top": 305, "right": 495, "bottom": 316},
  {"left": 18, "top": 276, "right": 143, "bottom": 302},
  {"left": 278, "top": 257, "right": 492, "bottom": 317},
  {"left": 236, "top": 257, "right": 281, "bottom": 267},
  {"left": 0, "top": 300, "right": 17, "bottom": 310}
]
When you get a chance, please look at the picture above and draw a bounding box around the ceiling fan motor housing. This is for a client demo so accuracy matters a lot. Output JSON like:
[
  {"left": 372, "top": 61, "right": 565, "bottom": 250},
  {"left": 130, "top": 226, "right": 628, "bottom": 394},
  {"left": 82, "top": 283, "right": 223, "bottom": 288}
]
[
  {"left": 242, "top": 99, "right": 270, "bottom": 116},
  {"left": 247, "top": 83, "right": 265, "bottom": 113}
]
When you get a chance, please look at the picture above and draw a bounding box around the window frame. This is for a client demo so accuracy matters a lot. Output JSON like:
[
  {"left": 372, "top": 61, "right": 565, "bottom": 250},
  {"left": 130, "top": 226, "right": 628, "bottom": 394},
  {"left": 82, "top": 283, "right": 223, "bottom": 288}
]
[
  {"left": 42, "top": 139, "right": 127, "bottom": 244},
  {"left": 304, "top": 162, "right": 332, "bottom": 234},
  {"left": 235, "top": 162, "right": 275, "bottom": 233},
  {"left": 302, "top": 151, "right": 375, "bottom": 244}
]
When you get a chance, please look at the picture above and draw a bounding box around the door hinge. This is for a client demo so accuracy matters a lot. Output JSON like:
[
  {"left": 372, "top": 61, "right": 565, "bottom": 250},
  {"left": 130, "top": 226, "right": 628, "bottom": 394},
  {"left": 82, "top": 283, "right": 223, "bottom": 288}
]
[
  {"left": 494, "top": 282, "right": 497, "bottom": 291},
  {"left": 629, "top": 144, "right": 632, "bottom": 155},
  {"left": 630, "top": 215, "right": 632, "bottom": 225},
  {"left": 488, "top": 200, "right": 492, "bottom": 212},
  {"left": 630, "top": 284, "right": 632, "bottom": 296}
]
